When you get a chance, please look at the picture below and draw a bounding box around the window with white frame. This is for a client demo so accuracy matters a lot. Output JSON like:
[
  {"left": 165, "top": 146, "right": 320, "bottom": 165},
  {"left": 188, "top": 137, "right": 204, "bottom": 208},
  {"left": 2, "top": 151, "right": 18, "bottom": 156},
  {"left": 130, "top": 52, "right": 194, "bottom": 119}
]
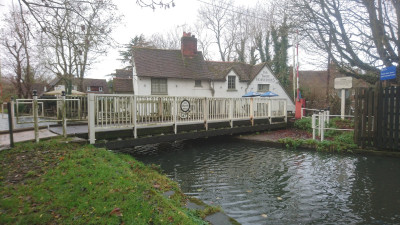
[
  {"left": 228, "top": 76, "right": 236, "bottom": 90},
  {"left": 257, "top": 84, "right": 270, "bottom": 92},
  {"left": 99, "top": 86, "right": 103, "bottom": 92},
  {"left": 87, "top": 86, "right": 91, "bottom": 91},
  {"left": 151, "top": 78, "right": 168, "bottom": 95}
]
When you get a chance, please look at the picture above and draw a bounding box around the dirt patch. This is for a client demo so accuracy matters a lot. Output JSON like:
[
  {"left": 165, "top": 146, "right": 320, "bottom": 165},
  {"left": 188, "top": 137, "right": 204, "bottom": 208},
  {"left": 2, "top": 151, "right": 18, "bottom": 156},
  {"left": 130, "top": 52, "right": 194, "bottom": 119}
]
[{"left": 238, "top": 128, "right": 312, "bottom": 142}]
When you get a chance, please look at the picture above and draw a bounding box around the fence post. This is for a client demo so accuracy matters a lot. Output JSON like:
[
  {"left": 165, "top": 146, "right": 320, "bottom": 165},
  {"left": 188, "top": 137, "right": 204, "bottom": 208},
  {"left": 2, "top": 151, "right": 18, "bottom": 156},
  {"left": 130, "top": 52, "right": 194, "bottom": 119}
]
[
  {"left": 133, "top": 95, "right": 138, "bottom": 138},
  {"left": 250, "top": 97, "right": 254, "bottom": 126},
  {"left": 62, "top": 91, "right": 67, "bottom": 138},
  {"left": 284, "top": 100, "right": 287, "bottom": 122},
  {"left": 268, "top": 99, "right": 272, "bottom": 123},
  {"left": 229, "top": 98, "right": 233, "bottom": 128},
  {"left": 88, "top": 94, "right": 96, "bottom": 144},
  {"left": 301, "top": 107, "right": 304, "bottom": 118},
  {"left": 173, "top": 97, "right": 177, "bottom": 134},
  {"left": 33, "top": 90, "right": 39, "bottom": 143},
  {"left": 312, "top": 114, "right": 316, "bottom": 140},
  {"left": 7, "top": 102, "right": 14, "bottom": 148},
  {"left": 321, "top": 112, "right": 325, "bottom": 142},
  {"left": 318, "top": 111, "right": 322, "bottom": 136},
  {"left": 204, "top": 97, "right": 209, "bottom": 131},
  {"left": 11, "top": 97, "right": 15, "bottom": 128}
]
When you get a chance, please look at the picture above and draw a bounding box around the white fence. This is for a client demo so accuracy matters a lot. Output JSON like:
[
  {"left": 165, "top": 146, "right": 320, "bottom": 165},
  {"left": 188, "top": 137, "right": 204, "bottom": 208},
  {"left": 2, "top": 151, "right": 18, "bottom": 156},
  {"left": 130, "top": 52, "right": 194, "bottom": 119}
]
[
  {"left": 88, "top": 94, "right": 287, "bottom": 144},
  {"left": 312, "top": 112, "right": 354, "bottom": 141}
]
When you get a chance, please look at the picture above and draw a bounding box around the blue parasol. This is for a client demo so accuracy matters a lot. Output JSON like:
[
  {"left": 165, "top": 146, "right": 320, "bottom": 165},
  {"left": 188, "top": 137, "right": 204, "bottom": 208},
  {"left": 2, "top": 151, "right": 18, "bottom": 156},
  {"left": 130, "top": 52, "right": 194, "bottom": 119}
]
[
  {"left": 242, "top": 91, "right": 261, "bottom": 97},
  {"left": 260, "top": 91, "right": 279, "bottom": 97}
]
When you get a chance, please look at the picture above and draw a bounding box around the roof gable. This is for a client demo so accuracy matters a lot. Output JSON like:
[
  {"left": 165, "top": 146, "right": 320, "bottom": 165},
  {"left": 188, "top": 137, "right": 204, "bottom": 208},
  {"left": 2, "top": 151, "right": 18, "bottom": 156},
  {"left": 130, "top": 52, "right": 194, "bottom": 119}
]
[{"left": 206, "top": 61, "right": 268, "bottom": 82}]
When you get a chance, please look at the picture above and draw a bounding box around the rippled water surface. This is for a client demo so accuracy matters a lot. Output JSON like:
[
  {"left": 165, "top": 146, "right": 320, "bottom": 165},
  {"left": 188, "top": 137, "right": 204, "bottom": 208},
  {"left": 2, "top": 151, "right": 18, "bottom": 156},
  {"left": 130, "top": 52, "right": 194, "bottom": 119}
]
[{"left": 131, "top": 138, "right": 400, "bottom": 225}]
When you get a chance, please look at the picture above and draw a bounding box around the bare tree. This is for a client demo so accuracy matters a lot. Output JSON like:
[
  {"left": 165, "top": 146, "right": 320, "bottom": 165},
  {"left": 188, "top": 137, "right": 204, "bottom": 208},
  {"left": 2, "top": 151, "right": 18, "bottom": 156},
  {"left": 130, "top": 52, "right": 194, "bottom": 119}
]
[
  {"left": 33, "top": 0, "right": 120, "bottom": 93},
  {"left": 1, "top": 6, "right": 37, "bottom": 98},
  {"left": 293, "top": 0, "right": 400, "bottom": 84},
  {"left": 198, "top": 0, "right": 235, "bottom": 61}
]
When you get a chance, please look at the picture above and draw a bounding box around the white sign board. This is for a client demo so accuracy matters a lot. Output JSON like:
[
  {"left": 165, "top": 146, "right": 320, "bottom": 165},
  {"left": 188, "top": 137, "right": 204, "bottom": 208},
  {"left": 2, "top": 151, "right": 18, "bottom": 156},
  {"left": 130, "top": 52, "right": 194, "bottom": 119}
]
[{"left": 334, "top": 77, "right": 353, "bottom": 89}]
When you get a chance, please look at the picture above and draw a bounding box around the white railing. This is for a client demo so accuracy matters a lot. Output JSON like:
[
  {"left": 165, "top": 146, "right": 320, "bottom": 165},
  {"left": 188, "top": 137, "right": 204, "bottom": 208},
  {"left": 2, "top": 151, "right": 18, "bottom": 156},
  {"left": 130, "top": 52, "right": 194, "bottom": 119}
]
[
  {"left": 312, "top": 113, "right": 354, "bottom": 141},
  {"left": 88, "top": 94, "right": 288, "bottom": 144}
]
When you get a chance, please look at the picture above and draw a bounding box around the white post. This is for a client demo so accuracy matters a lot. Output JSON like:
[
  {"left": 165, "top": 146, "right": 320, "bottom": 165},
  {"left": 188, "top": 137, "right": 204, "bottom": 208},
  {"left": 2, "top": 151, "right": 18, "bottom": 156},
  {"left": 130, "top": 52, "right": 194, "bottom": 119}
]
[
  {"left": 229, "top": 98, "right": 233, "bottom": 128},
  {"left": 62, "top": 92, "right": 67, "bottom": 138},
  {"left": 321, "top": 112, "right": 325, "bottom": 141},
  {"left": 33, "top": 91, "right": 39, "bottom": 143},
  {"left": 204, "top": 98, "right": 209, "bottom": 131},
  {"left": 318, "top": 111, "right": 322, "bottom": 136},
  {"left": 312, "top": 114, "right": 316, "bottom": 140},
  {"left": 88, "top": 94, "right": 96, "bottom": 144},
  {"left": 133, "top": 95, "right": 137, "bottom": 138},
  {"left": 250, "top": 97, "right": 254, "bottom": 126},
  {"left": 301, "top": 107, "right": 304, "bottom": 118},
  {"left": 326, "top": 110, "right": 330, "bottom": 124},
  {"left": 341, "top": 89, "right": 345, "bottom": 119},
  {"left": 268, "top": 99, "right": 272, "bottom": 122},
  {"left": 283, "top": 100, "right": 287, "bottom": 122},
  {"left": 173, "top": 97, "right": 177, "bottom": 134}
]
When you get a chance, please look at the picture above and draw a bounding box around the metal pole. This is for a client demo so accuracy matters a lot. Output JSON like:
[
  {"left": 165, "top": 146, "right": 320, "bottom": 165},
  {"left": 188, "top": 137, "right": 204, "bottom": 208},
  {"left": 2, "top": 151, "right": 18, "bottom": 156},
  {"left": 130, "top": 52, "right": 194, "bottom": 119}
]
[
  {"left": 33, "top": 90, "right": 39, "bottom": 143},
  {"left": 7, "top": 102, "right": 14, "bottom": 148},
  {"left": 62, "top": 91, "right": 67, "bottom": 138},
  {"left": 11, "top": 97, "right": 15, "bottom": 128}
]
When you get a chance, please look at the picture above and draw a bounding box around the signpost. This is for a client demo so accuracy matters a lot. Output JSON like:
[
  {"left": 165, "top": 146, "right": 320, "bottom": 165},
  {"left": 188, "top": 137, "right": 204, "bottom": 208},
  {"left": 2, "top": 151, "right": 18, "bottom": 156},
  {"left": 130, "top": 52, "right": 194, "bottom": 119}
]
[
  {"left": 334, "top": 77, "right": 353, "bottom": 119},
  {"left": 380, "top": 66, "right": 397, "bottom": 81}
]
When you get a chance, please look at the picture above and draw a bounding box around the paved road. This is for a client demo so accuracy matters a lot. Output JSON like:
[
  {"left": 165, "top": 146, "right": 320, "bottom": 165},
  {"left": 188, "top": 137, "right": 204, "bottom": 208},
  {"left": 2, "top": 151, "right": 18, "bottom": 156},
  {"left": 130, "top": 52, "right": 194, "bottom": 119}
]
[
  {"left": 0, "top": 129, "right": 59, "bottom": 149},
  {"left": 0, "top": 113, "right": 57, "bottom": 131}
]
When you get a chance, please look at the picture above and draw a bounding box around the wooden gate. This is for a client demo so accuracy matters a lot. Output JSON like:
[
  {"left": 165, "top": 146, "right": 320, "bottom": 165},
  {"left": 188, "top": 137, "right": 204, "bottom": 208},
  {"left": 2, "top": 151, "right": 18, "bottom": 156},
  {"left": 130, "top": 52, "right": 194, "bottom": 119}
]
[{"left": 354, "top": 86, "right": 400, "bottom": 150}]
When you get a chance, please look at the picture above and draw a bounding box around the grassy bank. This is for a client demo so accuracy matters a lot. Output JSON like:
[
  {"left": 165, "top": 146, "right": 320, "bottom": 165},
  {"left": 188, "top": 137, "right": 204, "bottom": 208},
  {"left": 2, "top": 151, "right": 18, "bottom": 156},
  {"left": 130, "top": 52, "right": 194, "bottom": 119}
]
[
  {"left": 279, "top": 117, "right": 357, "bottom": 153},
  {"left": 0, "top": 139, "right": 212, "bottom": 224}
]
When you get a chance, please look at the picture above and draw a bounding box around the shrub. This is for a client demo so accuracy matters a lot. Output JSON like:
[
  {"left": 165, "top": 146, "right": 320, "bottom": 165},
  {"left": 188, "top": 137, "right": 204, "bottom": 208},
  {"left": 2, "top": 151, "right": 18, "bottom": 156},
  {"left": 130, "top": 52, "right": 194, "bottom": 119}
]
[{"left": 294, "top": 117, "right": 312, "bottom": 132}]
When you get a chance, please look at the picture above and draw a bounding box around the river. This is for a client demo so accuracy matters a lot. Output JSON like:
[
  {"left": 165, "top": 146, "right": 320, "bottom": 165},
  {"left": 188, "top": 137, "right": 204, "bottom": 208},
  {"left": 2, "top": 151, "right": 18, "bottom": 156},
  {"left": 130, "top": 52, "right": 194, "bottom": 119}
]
[{"left": 131, "top": 138, "right": 400, "bottom": 225}]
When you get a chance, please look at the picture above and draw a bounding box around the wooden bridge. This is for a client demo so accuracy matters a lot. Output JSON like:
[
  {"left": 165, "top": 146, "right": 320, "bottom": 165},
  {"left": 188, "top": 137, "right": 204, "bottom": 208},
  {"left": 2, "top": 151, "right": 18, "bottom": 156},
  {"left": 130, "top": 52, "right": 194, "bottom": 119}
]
[
  {"left": 87, "top": 94, "right": 287, "bottom": 148},
  {"left": 9, "top": 94, "right": 288, "bottom": 149}
]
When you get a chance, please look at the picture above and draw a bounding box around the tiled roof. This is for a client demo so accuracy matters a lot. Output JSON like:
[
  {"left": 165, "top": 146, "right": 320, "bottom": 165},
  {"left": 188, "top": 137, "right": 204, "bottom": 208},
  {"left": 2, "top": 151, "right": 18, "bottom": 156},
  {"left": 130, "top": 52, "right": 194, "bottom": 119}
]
[
  {"left": 206, "top": 61, "right": 268, "bottom": 81},
  {"left": 115, "top": 69, "right": 133, "bottom": 78},
  {"left": 49, "top": 77, "right": 109, "bottom": 93},
  {"left": 132, "top": 47, "right": 213, "bottom": 80},
  {"left": 113, "top": 78, "right": 133, "bottom": 93}
]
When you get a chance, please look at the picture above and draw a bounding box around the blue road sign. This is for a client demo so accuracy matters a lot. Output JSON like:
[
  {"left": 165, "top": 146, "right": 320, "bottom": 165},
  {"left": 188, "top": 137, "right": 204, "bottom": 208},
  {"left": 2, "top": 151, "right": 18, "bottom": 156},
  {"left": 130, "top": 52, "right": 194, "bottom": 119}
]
[{"left": 380, "top": 66, "right": 397, "bottom": 80}]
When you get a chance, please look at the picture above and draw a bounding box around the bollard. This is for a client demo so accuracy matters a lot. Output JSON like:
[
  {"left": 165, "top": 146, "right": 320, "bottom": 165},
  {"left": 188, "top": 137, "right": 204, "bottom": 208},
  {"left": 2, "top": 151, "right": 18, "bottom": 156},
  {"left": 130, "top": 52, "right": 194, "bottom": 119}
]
[{"left": 33, "top": 90, "right": 39, "bottom": 143}]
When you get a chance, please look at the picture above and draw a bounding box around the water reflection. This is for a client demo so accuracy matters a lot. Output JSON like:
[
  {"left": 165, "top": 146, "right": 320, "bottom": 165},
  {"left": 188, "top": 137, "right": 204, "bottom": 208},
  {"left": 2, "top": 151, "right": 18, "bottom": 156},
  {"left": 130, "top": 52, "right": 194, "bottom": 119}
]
[{"left": 129, "top": 138, "right": 400, "bottom": 225}]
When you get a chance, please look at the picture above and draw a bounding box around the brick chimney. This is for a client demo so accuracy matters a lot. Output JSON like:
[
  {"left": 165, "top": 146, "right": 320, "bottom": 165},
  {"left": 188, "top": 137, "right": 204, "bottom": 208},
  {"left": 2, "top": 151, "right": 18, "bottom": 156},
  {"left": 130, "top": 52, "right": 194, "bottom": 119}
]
[{"left": 181, "top": 32, "right": 197, "bottom": 57}]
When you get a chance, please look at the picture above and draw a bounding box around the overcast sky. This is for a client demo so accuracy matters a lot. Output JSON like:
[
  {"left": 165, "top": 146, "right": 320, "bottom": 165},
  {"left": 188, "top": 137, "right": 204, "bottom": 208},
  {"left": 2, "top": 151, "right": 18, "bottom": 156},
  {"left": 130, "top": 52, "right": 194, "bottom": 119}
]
[{"left": 0, "top": 0, "right": 310, "bottom": 81}]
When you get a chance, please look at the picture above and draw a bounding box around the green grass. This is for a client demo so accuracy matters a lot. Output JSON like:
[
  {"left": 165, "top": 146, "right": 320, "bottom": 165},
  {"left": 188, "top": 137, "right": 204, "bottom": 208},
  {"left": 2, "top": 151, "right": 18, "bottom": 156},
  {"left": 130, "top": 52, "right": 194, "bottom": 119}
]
[
  {"left": 282, "top": 117, "right": 357, "bottom": 153},
  {"left": 0, "top": 139, "right": 210, "bottom": 224}
]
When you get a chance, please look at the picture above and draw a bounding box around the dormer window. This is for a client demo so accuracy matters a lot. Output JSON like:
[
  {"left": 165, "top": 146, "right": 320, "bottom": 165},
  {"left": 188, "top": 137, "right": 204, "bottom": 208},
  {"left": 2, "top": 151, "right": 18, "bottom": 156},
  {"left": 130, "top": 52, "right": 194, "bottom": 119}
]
[{"left": 228, "top": 76, "right": 236, "bottom": 90}]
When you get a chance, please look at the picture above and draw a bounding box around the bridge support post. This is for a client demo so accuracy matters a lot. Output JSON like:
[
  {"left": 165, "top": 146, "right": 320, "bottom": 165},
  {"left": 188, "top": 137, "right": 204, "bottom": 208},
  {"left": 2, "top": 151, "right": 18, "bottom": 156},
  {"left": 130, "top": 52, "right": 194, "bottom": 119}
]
[
  {"left": 133, "top": 95, "right": 137, "bottom": 138},
  {"left": 88, "top": 94, "right": 96, "bottom": 144}
]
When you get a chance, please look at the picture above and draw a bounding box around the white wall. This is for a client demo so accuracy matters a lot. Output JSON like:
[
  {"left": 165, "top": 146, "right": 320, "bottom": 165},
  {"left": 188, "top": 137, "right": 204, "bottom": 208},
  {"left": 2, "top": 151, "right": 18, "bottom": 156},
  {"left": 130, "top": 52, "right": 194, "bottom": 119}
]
[
  {"left": 213, "top": 70, "right": 247, "bottom": 98},
  {"left": 134, "top": 76, "right": 213, "bottom": 97},
  {"left": 247, "top": 66, "right": 295, "bottom": 112}
]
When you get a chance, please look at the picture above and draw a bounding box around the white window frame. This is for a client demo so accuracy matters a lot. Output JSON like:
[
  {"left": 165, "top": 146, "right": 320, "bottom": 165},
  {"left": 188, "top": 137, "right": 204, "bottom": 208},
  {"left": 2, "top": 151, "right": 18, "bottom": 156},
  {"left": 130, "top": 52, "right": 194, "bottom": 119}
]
[
  {"left": 257, "top": 84, "right": 270, "bottom": 92},
  {"left": 99, "top": 86, "right": 103, "bottom": 92},
  {"left": 151, "top": 78, "right": 168, "bottom": 95},
  {"left": 87, "top": 86, "right": 91, "bottom": 91},
  {"left": 228, "top": 76, "right": 236, "bottom": 90}
]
